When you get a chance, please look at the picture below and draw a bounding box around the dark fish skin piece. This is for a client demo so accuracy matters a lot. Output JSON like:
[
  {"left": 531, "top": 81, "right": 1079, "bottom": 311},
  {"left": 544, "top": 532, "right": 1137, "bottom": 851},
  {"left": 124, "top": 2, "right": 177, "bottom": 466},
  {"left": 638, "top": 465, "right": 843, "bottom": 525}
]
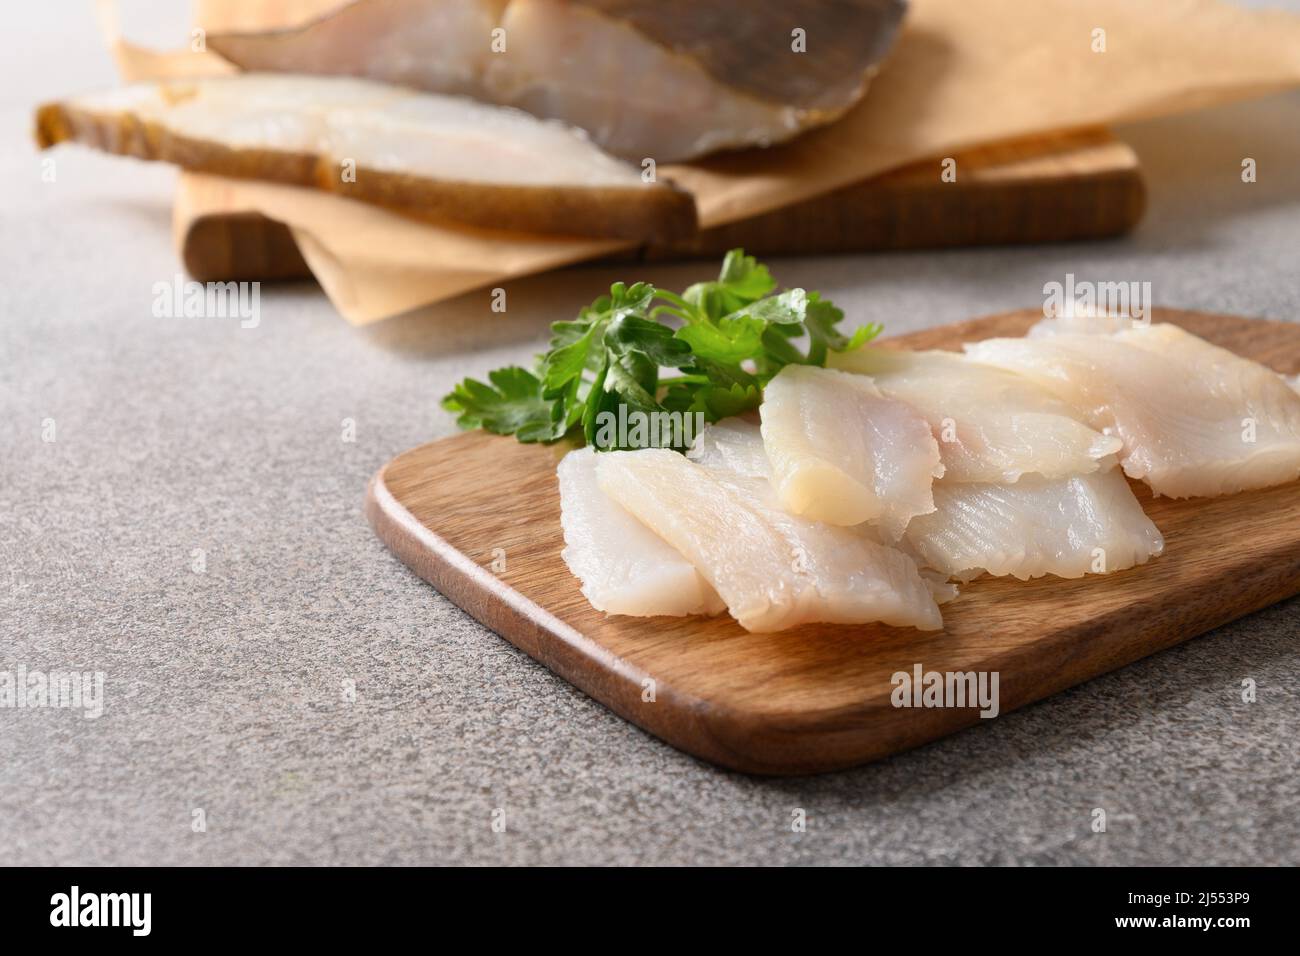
[{"left": 567, "top": 0, "right": 908, "bottom": 112}]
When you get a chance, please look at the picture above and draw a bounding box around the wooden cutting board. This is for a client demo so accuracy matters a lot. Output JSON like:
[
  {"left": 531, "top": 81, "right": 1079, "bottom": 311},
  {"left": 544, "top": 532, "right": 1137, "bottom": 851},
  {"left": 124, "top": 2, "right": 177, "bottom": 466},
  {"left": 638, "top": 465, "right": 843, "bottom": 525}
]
[
  {"left": 181, "top": 128, "right": 1144, "bottom": 282},
  {"left": 366, "top": 308, "right": 1300, "bottom": 775}
]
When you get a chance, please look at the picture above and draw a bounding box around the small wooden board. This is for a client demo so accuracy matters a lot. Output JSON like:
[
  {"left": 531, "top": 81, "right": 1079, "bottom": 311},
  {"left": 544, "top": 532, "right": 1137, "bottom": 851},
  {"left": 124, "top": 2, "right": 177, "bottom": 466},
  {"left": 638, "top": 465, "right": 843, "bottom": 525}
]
[
  {"left": 181, "top": 128, "right": 1144, "bottom": 281},
  {"left": 366, "top": 309, "right": 1300, "bottom": 775}
]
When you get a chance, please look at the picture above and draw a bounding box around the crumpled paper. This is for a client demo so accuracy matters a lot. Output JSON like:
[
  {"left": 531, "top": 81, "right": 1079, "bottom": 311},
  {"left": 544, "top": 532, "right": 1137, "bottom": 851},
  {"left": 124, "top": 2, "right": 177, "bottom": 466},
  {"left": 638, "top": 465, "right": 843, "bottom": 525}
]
[{"left": 98, "top": 0, "right": 1300, "bottom": 323}]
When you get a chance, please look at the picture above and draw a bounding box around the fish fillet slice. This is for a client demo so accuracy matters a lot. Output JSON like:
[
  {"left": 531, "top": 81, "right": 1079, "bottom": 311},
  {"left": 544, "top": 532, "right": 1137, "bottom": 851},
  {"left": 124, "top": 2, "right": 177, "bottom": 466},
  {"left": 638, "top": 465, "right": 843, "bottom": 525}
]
[
  {"left": 1028, "top": 311, "right": 1138, "bottom": 337},
  {"left": 558, "top": 447, "right": 724, "bottom": 617},
  {"left": 34, "top": 74, "right": 696, "bottom": 240},
  {"left": 689, "top": 419, "right": 961, "bottom": 607},
  {"left": 904, "top": 467, "right": 1164, "bottom": 582},
  {"left": 965, "top": 322, "right": 1300, "bottom": 498},
  {"left": 597, "top": 448, "right": 944, "bottom": 633},
  {"left": 829, "top": 347, "right": 1122, "bottom": 483},
  {"left": 760, "top": 364, "right": 942, "bottom": 537},
  {"left": 208, "top": 0, "right": 908, "bottom": 162},
  {"left": 208, "top": 0, "right": 510, "bottom": 100}
]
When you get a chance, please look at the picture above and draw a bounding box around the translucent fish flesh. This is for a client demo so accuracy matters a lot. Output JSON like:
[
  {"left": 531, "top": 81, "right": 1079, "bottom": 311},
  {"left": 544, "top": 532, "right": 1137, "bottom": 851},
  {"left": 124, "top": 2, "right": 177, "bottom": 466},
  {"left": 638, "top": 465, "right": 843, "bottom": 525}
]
[
  {"left": 558, "top": 447, "right": 724, "bottom": 617},
  {"left": 691, "top": 418, "right": 960, "bottom": 605},
  {"left": 903, "top": 467, "right": 1165, "bottom": 581},
  {"left": 760, "top": 364, "right": 942, "bottom": 537},
  {"left": 596, "top": 448, "right": 944, "bottom": 632},
  {"left": 965, "top": 322, "right": 1300, "bottom": 498},
  {"left": 829, "top": 347, "right": 1122, "bottom": 483},
  {"left": 1028, "top": 311, "right": 1138, "bottom": 338},
  {"left": 685, "top": 417, "right": 770, "bottom": 478}
]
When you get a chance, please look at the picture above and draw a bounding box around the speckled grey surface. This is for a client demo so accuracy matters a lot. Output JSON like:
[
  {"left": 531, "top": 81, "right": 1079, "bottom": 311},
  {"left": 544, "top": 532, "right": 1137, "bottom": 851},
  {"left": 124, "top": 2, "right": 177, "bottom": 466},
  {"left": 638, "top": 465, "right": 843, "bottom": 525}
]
[{"left": 2, "top": 3, "right": 1298, "bottom": 866}]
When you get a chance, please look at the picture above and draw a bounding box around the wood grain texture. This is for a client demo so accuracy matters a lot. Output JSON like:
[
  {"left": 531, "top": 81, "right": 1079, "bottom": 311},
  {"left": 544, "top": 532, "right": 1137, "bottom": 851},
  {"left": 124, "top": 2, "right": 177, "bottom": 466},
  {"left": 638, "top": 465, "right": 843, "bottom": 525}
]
[
  {"left": 180, "top": 128, "right": 1144, "bottom": 282},
  {"left": 646, "top": 129, "right": 1145, "bottom": 260},
  {"left": 366, "top": 308, "right": 1300, "bottom": 775}
]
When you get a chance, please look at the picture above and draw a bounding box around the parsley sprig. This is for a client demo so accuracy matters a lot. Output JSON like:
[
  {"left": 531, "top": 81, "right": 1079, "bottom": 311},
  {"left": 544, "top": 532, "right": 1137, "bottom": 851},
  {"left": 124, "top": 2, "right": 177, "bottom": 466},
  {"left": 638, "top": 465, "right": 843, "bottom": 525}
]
[{"left": 441, "top": 250, "right": 881, "bottom": 451}]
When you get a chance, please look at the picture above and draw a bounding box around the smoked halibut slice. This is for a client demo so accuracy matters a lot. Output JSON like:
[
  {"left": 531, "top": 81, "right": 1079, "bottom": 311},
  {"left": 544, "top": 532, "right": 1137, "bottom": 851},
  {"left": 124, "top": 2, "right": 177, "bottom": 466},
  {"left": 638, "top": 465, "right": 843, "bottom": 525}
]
[
  {"left": 558, "top": 446, "right": 725, "bottom": 618},
  {"left": 904, "top": 467, "right": 1165, "bottom": 582},
  {"left": 208, "top": 0, "right": 909, "bottom": 161},
  {"left": 966, "top": 322, "right": 1300, "bottom": 498},
  {"left": 34, "top": 74, "right": 698, "bottom": 240},
  {"left": 208, "top": 0, "right": 511, "bottom": 101},
  {"left": 829, "top": 347, "right": 1123, "bottom": 484},
  {"left": 596, "top": 448, "right": 943, "bottom": 633}
]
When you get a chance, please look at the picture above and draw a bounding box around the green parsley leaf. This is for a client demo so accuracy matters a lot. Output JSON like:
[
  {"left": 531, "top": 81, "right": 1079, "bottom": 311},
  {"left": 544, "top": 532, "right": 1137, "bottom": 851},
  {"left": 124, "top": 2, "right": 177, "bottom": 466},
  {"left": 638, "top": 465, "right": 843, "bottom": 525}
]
[
  {"left": 680, "top": 249, "right": 777, "bottom": 320},
  {"left": 440, "top": 367, "right": 563, "bottom": 443},
  {"left": 674, "top": 313, "right": 767, "bottom": 365},
  {"left": 442, "top": 249, "right": 882, "bottom": 452}
]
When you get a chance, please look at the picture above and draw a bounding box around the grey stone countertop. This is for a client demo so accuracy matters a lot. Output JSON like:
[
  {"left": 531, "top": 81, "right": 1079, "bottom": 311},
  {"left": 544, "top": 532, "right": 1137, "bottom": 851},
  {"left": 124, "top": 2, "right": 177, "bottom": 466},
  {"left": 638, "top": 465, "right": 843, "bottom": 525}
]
[{"left": 1, "top": 2, "right": 1297, "bottom": 865}]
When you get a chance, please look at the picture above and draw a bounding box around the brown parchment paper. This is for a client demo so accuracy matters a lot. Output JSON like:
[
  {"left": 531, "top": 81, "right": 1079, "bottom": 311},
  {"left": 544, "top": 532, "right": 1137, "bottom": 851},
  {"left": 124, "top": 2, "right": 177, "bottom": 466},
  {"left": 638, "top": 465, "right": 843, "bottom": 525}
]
[{"left": 100, "top": 0, "right": 1300, "bottom": 323}]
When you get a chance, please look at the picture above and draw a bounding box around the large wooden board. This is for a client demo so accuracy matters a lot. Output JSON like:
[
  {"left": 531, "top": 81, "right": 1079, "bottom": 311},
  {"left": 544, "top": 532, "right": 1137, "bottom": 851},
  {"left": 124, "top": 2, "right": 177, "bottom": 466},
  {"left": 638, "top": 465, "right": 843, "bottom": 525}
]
[
  {"left": 181, "top": 129, "right": 1144, "bottom": 281},
  {"left": 366, "top": 309, "right": 1300, "bottom": 775}
]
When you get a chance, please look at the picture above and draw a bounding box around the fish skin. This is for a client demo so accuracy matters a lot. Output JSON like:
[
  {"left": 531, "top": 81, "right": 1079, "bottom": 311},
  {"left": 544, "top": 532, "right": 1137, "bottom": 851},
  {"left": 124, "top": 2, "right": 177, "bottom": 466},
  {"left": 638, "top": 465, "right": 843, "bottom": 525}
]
[
  {"left": 597, "top": 447, "right": 944, "bottom": 633},
  {"left": 760, "top": 364, "right": 942, "bottom": 537},
  {"left": 903, "top": 466, "right": 1165, "bottom": 582},
  {"left": 209, "top": 0, "right": 908, "bottom": 162},
  {"left": 558, "top": 447, "right": 725, "bottom": 617},
  {"left": 965, "top": 322, "right": 1300, "bottom": 498},
  {"left": 555, "top": 0, "right": 907, "bottom": 112},
  {"left": 484, "top": 0, "right": 800, "bottom": 163},
  {"left": 830, "top": 347, "right": 1122, "bottom": 484}
]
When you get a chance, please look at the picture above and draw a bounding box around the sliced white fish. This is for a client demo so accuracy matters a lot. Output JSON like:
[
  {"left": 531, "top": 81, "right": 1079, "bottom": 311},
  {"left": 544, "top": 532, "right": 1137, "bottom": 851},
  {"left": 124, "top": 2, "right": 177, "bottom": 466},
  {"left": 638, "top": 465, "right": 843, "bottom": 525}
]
[
  {"left": 965, "top": 323, "right": 1300, "bottom": 498},
  {"left": 760, "top": 364, "right": 942, "bottom": 537},
  {"left": 596, "top": 448, "right": 944, "bottom": 632},
  {"left": 558, "top": 447, "right": 724, "bottom": 617},
  {"left": 829, "top": 347, "right": 1121, "bottom": 483},
  {"left": 1028, "top": 311, "right": 1142, "bottom": 337},
  {"left": 209, "top": 0, "right": 908, "bottom": 162},
  {"left": 904, "top": 466, "right": 1164, "bottom": 582},
  {"left": 919, "top": 569, "right": 961, "bottom": 605},
  {"left": 691, "top": 418, "right": 962, "bottom": 606},
  {"left": 34, "top": 74, "right": 696, "bottom": 240}
]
